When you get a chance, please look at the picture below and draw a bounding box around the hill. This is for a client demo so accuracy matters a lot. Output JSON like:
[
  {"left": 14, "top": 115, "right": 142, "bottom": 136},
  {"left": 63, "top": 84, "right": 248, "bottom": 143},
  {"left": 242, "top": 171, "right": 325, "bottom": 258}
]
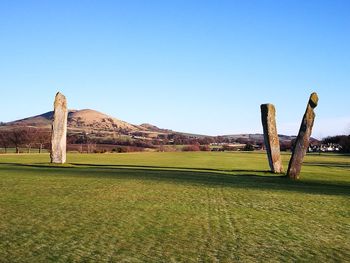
[
  {"left": 1, "top": 109, "right": 202, "bottom": 139},
  {"left": 4, "top": 109, "right": 145, "bottom": 133}
]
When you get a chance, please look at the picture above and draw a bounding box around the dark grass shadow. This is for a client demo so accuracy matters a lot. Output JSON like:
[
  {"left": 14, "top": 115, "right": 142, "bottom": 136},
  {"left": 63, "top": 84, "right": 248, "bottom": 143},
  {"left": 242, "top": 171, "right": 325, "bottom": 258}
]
[
  {"left": 303, "top": 162, "right": 350, "bottom": 169},
  {"left": 70, "top": 163, "right": 270, "bottom": 174},
  {"left": 0, "top": 162, "right": 349, "bottom": 197},
  {"left": 0, "top": 162, "right": 270, "bottom": 174}
]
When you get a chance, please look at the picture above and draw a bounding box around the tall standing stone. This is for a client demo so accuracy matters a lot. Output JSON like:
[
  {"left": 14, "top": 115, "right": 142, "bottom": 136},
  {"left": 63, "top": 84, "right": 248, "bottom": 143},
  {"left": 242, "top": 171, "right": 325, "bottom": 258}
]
[
  {"left": 260, "top": 104, "right": 284, "bottom": 173},
  {"left": 50, "top": 92, "right": 68, "bottom": 164},
  {"left": 287, "top": 92, "right": 318, "bottom": 180}
]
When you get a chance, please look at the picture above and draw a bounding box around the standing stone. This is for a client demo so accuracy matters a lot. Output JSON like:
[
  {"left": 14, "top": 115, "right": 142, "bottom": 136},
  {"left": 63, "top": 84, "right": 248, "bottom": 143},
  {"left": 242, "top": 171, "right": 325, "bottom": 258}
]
[
  {"left": 50, "top": 92, "right": 68, "bottom": 164},
  {"left": 260, "top": 104, "right": 284, "bottom": 173},
  {"left": 287, "top": 92, "right": 318, "bottom": 180}
]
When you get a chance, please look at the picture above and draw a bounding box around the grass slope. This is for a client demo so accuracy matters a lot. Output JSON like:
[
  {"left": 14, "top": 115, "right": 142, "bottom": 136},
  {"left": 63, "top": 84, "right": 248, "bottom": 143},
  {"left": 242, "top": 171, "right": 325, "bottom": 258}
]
[{"left": 0, "top": 152, "right": 349, "bottom": 262}]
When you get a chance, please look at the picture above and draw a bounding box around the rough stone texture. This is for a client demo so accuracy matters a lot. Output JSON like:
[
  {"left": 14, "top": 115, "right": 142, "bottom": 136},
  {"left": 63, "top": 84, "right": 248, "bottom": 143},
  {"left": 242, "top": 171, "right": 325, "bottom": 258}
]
[
  {"left": 260, "top": 104, "right": 283, "bottom": 173},
  {"left": 287, "top": 92, "right": 319, "bottom": 180},
  {"left": 50, "top": 92, "right": 68, "bottom": 164}
]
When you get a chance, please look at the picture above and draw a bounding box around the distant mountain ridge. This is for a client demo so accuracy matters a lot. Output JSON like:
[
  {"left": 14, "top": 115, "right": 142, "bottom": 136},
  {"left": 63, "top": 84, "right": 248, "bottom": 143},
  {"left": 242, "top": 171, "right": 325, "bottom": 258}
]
[{"left": 221, "top": 133, "right": 298, "bottom": 143}]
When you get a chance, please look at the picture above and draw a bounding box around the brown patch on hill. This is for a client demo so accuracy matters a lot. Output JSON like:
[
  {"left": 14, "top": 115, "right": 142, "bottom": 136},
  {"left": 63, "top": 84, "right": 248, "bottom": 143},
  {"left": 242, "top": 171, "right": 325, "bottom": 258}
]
[{"left": 67, "top": 109, "right": 142, "bottom": 132}]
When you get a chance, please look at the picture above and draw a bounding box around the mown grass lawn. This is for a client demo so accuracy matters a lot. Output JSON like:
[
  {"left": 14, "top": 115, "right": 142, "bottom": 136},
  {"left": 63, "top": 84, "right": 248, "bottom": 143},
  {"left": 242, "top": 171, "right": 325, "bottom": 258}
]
[{"left": 0, "top": 152, "right": 349, "bottom": 262}]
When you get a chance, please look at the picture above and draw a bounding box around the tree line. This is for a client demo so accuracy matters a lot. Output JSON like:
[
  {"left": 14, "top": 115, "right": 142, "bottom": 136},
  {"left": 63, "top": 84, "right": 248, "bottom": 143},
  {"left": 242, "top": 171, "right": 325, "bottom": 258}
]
[
  {"left": 0, "top": 127, "right": 50, "bottom": 153},
  {"left": 322, "top": 135, "right": 350, "bottom": 153}
]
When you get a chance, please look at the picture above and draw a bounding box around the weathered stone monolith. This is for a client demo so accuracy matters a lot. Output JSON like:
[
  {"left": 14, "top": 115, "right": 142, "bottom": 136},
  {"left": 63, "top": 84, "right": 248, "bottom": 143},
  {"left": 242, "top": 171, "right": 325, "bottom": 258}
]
[
  {"left": 50, "top": 92, "right": 68, "bottom": 164},
  {"left": 260, "top": 104, "right": 283, "bottom": 173},
  {"left": 287, "top": 92, "right": 318, "bottom": 180}
]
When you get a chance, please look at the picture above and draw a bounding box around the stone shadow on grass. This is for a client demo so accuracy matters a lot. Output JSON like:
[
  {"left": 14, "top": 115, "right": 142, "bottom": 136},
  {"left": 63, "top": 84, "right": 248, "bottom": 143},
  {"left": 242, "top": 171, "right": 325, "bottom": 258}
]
[
  {"left": 70, "top": 163, "right": 270, "bottom": 174},
  {"left": 0, "top": 162, "right": 349, "bottom": 197},
  {"left": 303, "top": 162, "right": 350, "bottom": 169}
]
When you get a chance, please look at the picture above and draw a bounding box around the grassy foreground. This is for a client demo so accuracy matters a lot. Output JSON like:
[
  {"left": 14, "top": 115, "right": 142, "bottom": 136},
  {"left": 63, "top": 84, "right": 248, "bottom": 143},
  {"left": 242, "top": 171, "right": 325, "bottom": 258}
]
[{"left": 0, "top": 152, "right": 349, "bottom": 262}]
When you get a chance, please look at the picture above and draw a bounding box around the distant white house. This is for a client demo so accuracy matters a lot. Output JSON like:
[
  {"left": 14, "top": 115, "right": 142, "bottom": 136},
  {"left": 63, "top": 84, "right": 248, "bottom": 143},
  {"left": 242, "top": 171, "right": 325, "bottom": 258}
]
[{"left": 308, "top": 143, "right": 342, "bottom": 153}]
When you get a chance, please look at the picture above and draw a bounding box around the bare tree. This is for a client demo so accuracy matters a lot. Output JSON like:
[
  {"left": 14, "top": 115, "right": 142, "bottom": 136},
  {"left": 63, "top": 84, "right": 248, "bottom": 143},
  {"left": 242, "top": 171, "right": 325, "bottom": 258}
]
[
  {"left": 8, "top": 127, "right": 29, "bottom": 153},
  {"left": 24, "top": 128, "right": 38, "bottom": 153},
  {"left": 0, "top": 130, "right": 10, "bottom": 153},
  {"left": 36, "top": 129, "right": 51, "bottom": 153},
  {"left": 86, "top": 135, "right": 97, "bottom": 153}
]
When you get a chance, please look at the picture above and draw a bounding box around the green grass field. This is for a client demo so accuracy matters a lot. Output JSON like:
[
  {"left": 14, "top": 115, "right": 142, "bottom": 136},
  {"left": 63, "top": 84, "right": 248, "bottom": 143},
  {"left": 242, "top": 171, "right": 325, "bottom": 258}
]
[{"left": 0, "top": 152, "right": 349, "bottom": 262}]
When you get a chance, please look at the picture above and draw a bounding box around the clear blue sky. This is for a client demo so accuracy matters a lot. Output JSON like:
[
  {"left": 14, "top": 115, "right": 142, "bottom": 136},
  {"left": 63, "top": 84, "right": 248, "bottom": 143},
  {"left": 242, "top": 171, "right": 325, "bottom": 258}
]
[{"left": 0, "top": 0, "right": 349, "bottom": 138}]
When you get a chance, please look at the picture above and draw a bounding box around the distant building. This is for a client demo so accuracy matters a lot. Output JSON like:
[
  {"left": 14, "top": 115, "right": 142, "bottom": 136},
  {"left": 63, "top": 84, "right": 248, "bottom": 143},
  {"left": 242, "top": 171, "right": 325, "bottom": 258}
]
[{"left": 308, "top": 143, "right": 342, "bottom": 153}]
